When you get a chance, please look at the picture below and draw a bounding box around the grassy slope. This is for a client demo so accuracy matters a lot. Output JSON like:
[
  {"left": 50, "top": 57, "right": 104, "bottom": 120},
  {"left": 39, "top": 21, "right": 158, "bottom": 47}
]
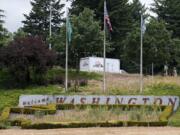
[
  {"left": 0, "top": 85, "right": 64, "bottom": 111},
  {"left": 0, "top": 68, "right": 102, "bottom": 111},
  {"left": 169, "top": 108, "right": 180, "bottom": 126},
  {"left": 0, "top": 70, "right": 180, "bottom": 126}
]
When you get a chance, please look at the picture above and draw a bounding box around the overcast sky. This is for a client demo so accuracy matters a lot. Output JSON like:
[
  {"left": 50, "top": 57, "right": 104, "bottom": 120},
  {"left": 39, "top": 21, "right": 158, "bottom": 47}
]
[{"left": 0, "top": 0, "right": 154, "bottom": 33}]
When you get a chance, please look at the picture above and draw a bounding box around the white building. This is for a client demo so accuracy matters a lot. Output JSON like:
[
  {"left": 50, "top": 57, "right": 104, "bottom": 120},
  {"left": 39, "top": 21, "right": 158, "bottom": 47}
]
[{"left": 80, "top": 57, "right": 121, "bottom": 74}]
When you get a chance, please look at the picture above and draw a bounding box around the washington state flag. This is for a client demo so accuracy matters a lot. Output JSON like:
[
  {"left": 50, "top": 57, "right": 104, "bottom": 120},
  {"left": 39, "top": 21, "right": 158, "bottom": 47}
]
[{"left": 66, "top": 14, "right": 72, "bottom": 43}]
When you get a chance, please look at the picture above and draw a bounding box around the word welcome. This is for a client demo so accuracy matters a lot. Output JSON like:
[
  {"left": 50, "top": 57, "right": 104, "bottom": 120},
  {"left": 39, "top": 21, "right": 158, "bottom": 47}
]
[{"left": 19, "top": 95, "right": 179, "bottom": 111}]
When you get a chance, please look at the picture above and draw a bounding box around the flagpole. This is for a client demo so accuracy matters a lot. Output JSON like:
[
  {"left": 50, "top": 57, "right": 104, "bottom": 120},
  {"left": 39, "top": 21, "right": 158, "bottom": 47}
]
[
  {"left": 152, "top": 62, "right": 154, "bottom": 82},
  {"left": 49, "top": 2, "right": 52, "bottom": 50},
  {"left": 65, "top": 8, "right": 68, "bottom": 92},
  {"left": 140, "top": 13, "right": 143, "bottom": 93},
  {"left": 103, "top": 0, "right": 106, "bottom": 93}
]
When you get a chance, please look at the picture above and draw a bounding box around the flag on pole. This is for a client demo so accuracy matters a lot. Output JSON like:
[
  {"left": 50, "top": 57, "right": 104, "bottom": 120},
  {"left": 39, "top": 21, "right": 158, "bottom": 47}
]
[
  {"left": 104, "top": 1, "right": 113, "bottom": 32},
  {"left": 65, "top": 9, "right": 72, "bottom": 92},
  {"left": 66, "top": 13, "right": 72, "bottom": 43},
  {"left": 141, "top": 15, "right": 146, "bottom": 35}
]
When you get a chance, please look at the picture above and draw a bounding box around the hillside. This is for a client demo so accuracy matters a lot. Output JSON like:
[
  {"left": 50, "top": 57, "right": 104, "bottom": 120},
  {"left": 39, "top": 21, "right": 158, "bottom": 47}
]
[{"left": 0, "top": 71, "right": 180, "bottom": 126}]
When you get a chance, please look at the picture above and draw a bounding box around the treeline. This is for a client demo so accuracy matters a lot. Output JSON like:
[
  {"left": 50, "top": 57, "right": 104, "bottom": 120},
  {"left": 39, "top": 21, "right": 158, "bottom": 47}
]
[{"left": 0, "top": 0, "right": 180, "bottom": 76}]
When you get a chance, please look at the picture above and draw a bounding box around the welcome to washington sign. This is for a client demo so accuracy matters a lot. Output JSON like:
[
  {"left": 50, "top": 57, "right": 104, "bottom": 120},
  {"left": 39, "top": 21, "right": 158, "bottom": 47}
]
[{"left": 19, "top": 95, "right": 179, "bottom": 111}]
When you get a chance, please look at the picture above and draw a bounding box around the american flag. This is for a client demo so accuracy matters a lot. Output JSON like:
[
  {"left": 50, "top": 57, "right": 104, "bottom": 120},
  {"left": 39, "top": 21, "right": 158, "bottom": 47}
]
[{"left": 104, "top": 1, "right": 113, "bottom": 32}]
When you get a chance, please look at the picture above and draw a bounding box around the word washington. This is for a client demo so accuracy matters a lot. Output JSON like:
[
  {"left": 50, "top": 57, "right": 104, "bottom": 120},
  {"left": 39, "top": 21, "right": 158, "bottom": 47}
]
[{"left": 19, "top": 95, "right": 179, "bottom": 111}]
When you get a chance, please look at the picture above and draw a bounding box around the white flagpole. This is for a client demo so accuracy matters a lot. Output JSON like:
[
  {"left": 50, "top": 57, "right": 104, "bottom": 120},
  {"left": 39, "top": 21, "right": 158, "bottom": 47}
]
[
  {"left": 152, "top": 63, "right": 154, "bottom": 78},
  {"left": 140, "top": 13, "right": 143, "bottom": 93},
  {"left": 65, "top": 8, "right": 68, "bottom": 92},
  {"left": 49, "top": 2, "right": 52, "bottom": 50},
  {"left": 103, "top": 1, "right": 106, "bottom": 92}
]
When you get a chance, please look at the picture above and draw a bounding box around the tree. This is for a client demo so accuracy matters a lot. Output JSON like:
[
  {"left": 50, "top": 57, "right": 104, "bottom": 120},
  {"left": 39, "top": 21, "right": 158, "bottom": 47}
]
[
  {"left": 23, "top": 0, "right": 65, "bottom": 42},
  {"left": 144, "top": 19, "right": 174, "bottom": 73},
  {"left": 152, "top": 0, "right": 180, "bottom": 38},
  {"left": 70, "top": 0, "right": 103, "bottom": 19},
  {"left": 130, "top": 0, "right": 147, "bottom": 26},
  {"left": 0, "top": 36, "right": 56, "bottom": 87},
  {"left": 70, "top": 0, "right": 134, "bottom": 59},
  {"left": 121, "top": 26, "right": 141, "bottom": 73},
  {"left": 0, "top": 9, "right": 5, "bottom": 43},
  {"left": 123, "top": 18, "right": 174, "bottom": 74},
  {"left": 171, "top": 38, "right": 180, "bottom": 73},
  {"left": 0, "top": 9, "right": 12, "bottom": 47},
  {"left": 53, "top": 8, "right": 105, "bottom": 69},
  {"left": 13, "top": 28, "right": 28, "bottom": 39},
  {"left": 0, "top": 9, "right": 5, "bottom": 24}
]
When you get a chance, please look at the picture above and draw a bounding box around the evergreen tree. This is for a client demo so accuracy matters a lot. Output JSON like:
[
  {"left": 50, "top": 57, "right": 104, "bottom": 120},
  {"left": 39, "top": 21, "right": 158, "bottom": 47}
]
[
  {"left": 70, "top": 0, "right": 103, "bottom": 19},
  {"left": 70, "top": 0, "right": 133, "bottom": 59},
  {"left": 13, "top": 28, "right": 28, "bottom": 39},
  {"left": 108, "top": 0, "right": 133, "bottom": 58},
  {"left": 0, "top": 9, "right": 4, "bottom": 24},
  {"left": 23, "top": 0, "right": 65, "bottom": 41},
  {"left": 0, "top": 9, "right": 11, "bottom": 47},
  {"left": 130, "top": 0, "right": 146, "bottom": 26},
  {"left": 152, "top": 0, "right": 180, "bottom": 38},
  {"left": 0, "top": 9, "right": 5, "bottom": 37},
  {"left": 53, "top": 8, "right": 106, "bottom": 69},
  {"left": 123, "top": 18, "right": 174, "bottom": 74},
  {"left": 0, "top": 9, "right": 4, "bottom": 47}
]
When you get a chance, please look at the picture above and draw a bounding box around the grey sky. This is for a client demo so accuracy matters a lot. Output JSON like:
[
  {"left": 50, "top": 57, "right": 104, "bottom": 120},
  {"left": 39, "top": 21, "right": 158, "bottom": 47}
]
[{"left": 0, "top": 0, "right": 154, "bottom": 33}]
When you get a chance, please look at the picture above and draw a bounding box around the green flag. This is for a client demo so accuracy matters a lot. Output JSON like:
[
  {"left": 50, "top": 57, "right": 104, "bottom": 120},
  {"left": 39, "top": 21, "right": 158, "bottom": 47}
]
[{"left": 66, "top": 15, "right": 72, "bottom": 43}]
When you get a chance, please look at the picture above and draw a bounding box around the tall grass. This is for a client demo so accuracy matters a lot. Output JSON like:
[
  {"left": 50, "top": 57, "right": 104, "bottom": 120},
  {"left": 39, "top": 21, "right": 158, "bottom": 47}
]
[{"left": 9, "top": 107, "right": 161, "bottom": 123}]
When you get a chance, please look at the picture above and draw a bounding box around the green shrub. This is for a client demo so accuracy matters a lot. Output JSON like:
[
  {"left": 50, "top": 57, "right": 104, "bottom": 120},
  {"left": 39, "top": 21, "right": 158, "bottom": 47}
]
[
  {"left": 21, "top": 119, "right": 32, "bottom": 129},
  {"left": 10, "top": 118, "right": 28, "bottom": 126},
  {"left": 159, "top": 106, "right": 173, "bottom": 121},
  {"left": 32, "top": 104, "right": 56, "bottom": 110},
  {"left": 56, "top": 104, "right": 167, "bottom": 111},
  {"left": 169, "top": 108, "right": 180, "bottom": 126},
  {"left": 21, "top": 121, "right": 124, "bottom": 129},
  {"left": 0, "top": 122, "right": 10, "bottom": 129},
  {"left": 127, "top": 121, "right": 168, "bottom": 126},
  {"left": 10, "top": 104, "right": 56, "bottom": 115},
  {"left": 21, "top": 120, "right": 169, "bottom": 129},
  {"left": 0, "top": 107, "right": 10, "bottom": 122}
]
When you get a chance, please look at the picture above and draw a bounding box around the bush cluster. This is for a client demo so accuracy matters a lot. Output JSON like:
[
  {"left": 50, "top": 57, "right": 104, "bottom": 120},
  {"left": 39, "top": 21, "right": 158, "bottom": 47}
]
[{"left": 0, "top": 36, "right": 56, "bottom": 88}]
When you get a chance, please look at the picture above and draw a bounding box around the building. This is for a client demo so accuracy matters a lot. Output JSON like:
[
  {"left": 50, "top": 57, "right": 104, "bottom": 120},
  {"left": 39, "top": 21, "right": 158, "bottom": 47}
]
[{"left": 80, "top": 57, "right": 121, "bottom": 73}]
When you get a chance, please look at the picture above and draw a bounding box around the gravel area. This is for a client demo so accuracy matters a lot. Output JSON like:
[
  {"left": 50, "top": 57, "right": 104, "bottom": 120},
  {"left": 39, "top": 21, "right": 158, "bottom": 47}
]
[{"left": 0, "top": 127, "right": 180, "bottom": 135}]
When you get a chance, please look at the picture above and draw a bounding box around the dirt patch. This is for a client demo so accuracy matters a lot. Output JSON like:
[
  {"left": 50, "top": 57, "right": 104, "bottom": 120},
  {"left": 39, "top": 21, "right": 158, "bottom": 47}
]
[{"left": 0, "top": 127, "right": 180, "bottom": 135}]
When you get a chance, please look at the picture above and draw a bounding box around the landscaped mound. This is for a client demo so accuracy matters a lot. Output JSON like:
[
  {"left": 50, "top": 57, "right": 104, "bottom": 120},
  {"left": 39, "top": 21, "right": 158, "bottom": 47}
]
[{"left": 0, "top": 104, "right": 173, "bottom": 129}]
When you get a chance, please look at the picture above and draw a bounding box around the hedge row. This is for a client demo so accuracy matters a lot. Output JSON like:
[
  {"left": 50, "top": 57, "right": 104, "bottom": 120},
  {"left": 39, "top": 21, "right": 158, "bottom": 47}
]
[
  {"left": 19, "top": 105, "right": 172, "bottom": 129},
  {"left": 0, "top": 104, "right": 56, "bottom": 129},
  {"left": 0, "top": 104, "right": 174, "bottom": 129},
  {"left": 21, "top": 121, "right": 168, "bottom": 129},
  {"left": 10, "top": 104, "right": 56, "bottom": 114},
  {"left": 56, "top": 104, "right": 167, "bottom": 111}
]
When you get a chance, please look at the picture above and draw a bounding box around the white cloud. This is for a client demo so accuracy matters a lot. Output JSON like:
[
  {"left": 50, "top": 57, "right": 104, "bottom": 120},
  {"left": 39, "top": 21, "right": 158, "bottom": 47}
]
[
  {"left": 0, "top": 0, "right": 32, "bottom": 32},
  {"left": 0, "top": 0, "right": 153, "bottom": 33}
]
